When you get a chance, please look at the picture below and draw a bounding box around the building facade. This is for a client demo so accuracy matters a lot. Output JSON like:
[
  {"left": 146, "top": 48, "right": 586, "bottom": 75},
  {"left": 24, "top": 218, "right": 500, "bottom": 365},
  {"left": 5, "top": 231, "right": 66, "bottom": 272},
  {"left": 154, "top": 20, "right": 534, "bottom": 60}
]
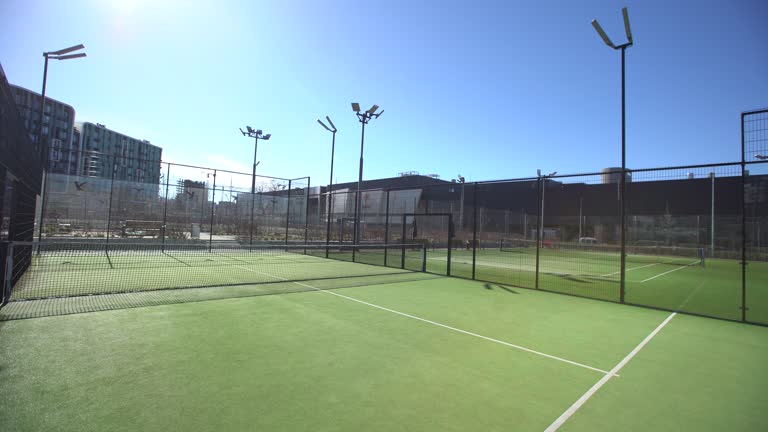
[
  {"left": 74, "top": 122, "right": 162, "bottom": 184},
  {"left": 10, "top": 84, "right": 77, "bottom": 175}
]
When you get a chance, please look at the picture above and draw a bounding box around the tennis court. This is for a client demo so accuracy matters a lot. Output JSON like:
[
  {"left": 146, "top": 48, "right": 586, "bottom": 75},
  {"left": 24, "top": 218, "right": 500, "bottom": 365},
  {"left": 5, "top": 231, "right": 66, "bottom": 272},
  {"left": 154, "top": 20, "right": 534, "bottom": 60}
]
[{"left": 1, "top": 242, "right": 767, "bottom": 431}]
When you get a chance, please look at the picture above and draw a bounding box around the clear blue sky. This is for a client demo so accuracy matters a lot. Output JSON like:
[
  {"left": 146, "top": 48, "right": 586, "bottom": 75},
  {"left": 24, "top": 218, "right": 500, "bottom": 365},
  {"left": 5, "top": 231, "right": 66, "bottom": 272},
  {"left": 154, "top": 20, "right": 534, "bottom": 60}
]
[{"left": 1, "top": 0, "right": 766, "bottom": 185}]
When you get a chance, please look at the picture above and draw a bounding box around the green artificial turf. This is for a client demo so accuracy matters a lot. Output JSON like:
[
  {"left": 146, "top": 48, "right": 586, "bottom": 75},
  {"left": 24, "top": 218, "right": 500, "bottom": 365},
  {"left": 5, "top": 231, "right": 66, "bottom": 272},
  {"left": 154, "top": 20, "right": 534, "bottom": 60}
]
[{"left": 2, "top": 277, "right": 767, "bottom": 431}]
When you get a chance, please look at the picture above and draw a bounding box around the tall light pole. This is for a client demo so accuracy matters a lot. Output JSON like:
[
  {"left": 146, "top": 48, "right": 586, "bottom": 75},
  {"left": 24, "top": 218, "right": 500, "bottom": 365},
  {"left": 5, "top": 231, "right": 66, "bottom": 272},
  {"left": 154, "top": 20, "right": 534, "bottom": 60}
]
[
  {"left": 592, "top": 7, "right": 633, "bottom": 303},
  {"left": 351, "top": 103, "right": 384, "bottom": 245},
  {"left": 317, "top": 116, "right": 337, "bottom": 251},
  {"left": 240, "top": 126, "right": 271, "bottom": 245},
  {"left": 240, "top": 126, "right": 271, "bottom": 194},
  {"left": 538, "top": 170, "right": 557, "bottom": 242},
  {"left": 37, "top": 43, "right": 86, "bottom": 244},
  {"left": 456, "top": 175, "right": 466, "bottom": 232}
]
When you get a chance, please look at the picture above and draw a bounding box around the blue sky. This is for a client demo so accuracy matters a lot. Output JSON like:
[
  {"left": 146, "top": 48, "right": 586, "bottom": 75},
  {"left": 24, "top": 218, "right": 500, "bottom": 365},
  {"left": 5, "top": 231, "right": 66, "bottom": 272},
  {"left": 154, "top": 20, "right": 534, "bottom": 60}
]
[{"left": 1, "top": 0, "right": 766, "bottom": 186}]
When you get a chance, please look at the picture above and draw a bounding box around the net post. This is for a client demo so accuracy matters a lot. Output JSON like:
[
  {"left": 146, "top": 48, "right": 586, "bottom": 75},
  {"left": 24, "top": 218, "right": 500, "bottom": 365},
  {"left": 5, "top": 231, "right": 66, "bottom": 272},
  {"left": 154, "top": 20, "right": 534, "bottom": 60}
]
[
  {"left": 535, "top": 176, "right": 542, "bottom": 289},
  {"left": 209, "top": 170, "right": 216, "bottom": 253},
  {"left": 401, "top": 214, "right": 406, "bottom": 269},
  {"left": 285, "top": 179, "right": 292, "bottom": 246},
  {"left": 384, "top": 189, "right": 390, "bottom": 267},
  {"left": 472, "top": 182, "right": 478, "bottom": 279},
  {"left": 421, "top": 243, "right": 427, "bottom": 272}
]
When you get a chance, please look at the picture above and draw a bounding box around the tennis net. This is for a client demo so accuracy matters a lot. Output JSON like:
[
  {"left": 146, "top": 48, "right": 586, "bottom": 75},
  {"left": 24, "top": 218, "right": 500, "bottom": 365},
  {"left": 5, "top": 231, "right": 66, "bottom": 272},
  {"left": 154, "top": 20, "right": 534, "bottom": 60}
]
[{"left": 3, "top": 241, "right": 428, "bottom": 302}]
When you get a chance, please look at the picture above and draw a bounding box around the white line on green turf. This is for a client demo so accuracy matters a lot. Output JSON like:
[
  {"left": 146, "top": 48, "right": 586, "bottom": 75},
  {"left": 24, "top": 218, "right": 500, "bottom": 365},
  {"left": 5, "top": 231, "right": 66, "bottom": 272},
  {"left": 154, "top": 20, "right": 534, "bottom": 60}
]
[
  {"left": 599, "top": 262, "right": 659, "bottom": 277},
  {"left": 215, "top": 258, "right": 615, "bottom": 376},
  {"left": 640, "top": 261, "right": 700, "bottom": 283},
  {"left": 543, "top": 312, "right": 677, "bottom": 432}
]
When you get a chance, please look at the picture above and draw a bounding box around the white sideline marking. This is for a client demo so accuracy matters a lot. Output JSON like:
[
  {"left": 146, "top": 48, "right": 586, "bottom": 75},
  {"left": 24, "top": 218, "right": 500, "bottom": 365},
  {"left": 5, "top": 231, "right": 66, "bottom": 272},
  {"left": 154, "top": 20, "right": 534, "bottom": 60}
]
[
  {"left": 216, "top": 257, "right": 614, "bottom": 376},
  {"left": 599, "top": 262, "right": 659, "bottom": 277},
  {"left": 640, "top": 261, "right": 699, "bottom": 283},
  {"left": 543, "top": 312, "right": 677, "bottom": 432}
]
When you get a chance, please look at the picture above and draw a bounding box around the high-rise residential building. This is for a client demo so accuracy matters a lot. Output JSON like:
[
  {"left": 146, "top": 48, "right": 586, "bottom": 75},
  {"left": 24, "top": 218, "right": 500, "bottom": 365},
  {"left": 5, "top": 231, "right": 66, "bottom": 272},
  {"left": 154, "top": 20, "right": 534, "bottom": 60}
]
[
  {"left": 10, "top": 84, "right": 78, "bottom": 175},
  {"left": 75, "top": 122, "right": 162, "bottom": 184}
]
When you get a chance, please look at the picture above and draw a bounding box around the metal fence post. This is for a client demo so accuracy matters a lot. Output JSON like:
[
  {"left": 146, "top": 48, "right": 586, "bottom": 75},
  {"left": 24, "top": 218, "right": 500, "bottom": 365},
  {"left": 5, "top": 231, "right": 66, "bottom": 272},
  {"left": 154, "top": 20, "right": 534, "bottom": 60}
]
[
  {"left": 209, "top": 170, "right": 216, "bottom": 252},
  {"left": 472, "top": 182, "right": 478, "bottom": 280},
  {"left": 161, "top": 163, "right": 170, "bottom": 252},
  {"left": 741, "top": 112, "right": 747, "bottom": 322},
  {"left": 422, "top": 243, "right": 427, "bottom": 272},
  {"left": 249, "top": 184, "right": 256, "bottom": 247},
  {"left": 105, "top": 159, "right": 116, "bottom": 252},
  {"left": 535, "top": 176, "right": 542, "bottom": 289},
  {"left": 401, "top": 214, "right": 406, "bottom": 269},
  {"left": 285, "top": 179, "right": 292, "bottom": 245},
  {"left": 447, "top": 213, "right": 453, "bottom": 277},
  {"left": 3, "top": 242, "right": 13, "bottom": 305},
  {"left": 304, "top": 178, "right": 310, "bottom": 250},
  {"left": 384, "top": 189, "right": 390, "bottom": 266}
]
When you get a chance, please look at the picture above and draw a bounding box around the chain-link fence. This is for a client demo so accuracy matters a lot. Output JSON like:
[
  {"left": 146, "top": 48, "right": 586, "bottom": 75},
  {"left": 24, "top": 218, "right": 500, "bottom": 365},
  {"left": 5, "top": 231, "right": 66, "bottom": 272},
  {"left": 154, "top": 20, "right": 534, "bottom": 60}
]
[
  {"left": 6, "top": 106, "right": 768, "bottom": 325},
  {"left": 37, "top": 150, "right": 310, "bottom": 248}
]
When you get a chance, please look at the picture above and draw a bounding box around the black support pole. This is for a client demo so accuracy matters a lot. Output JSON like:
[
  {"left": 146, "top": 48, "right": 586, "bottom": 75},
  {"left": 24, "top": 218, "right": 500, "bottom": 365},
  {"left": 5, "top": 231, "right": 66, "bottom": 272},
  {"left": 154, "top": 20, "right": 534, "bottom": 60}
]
[
  {"left": 401, "top": 214, "right": 406, "bottom": 269},
  {"left": 285, "top": 180, "right": 292, "bottom": 245},
  {"left": 209, "top": 170, "right": 216, "bottom": 252},
  {"left": 161, "top": 163, "right": 170, "bottom": 252},
  {"left": 619, "top": 45, "right": 627, "bottom": 304},
  {"left": 741, "top": 112, "right": 747, "bottom": 322},
  {"left": 447, "top": 213, "right": 453, "bottom": 277},
  {"left": 384, "top": 189, "right": 390, "bottom": 267},
  {"left": 535, "top": 176, "right": 542, "bottom": 290},
  {"left": 304, "top": 177, "right": 310, "bottom": 253},
  {"left": 105, "top": 159, "right": 116, "bottom": 252},
  {"left": 472, "top": 182, "right": 478, "bottom": 280}
]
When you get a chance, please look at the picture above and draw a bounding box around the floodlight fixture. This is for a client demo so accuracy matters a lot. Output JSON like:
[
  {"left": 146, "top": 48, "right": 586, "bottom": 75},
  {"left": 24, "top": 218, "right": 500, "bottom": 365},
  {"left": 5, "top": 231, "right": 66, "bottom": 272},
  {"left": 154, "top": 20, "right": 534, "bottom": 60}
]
[
  {"left": 56, "top": 53, "right": 87, "bottom": 60},
  {"left": 622, "top": 7, "right": 633, "bottom": 44},
  {"left": 537, "top": 169, "right": 541, "bottom": 176},
  {"left": 317, "top": 119, "right": 332, "bottom": 132},
  {"left": 367, "top": 104, "right": 380, "bottom": 115},
  {"left": 591, "top": 20, "right": 616, "bottom": 48},
  {"left": 240, "top": 125, "right": 271, "bottom": 194},
  {"left": 49, "top": 44, "right": 85, "bottom": 56},
  {"left": 351, "top": 102, "right": 361, "bottom": 112},
  {"left": 325, "top": 116, "right": 336, "bottom": 131}
]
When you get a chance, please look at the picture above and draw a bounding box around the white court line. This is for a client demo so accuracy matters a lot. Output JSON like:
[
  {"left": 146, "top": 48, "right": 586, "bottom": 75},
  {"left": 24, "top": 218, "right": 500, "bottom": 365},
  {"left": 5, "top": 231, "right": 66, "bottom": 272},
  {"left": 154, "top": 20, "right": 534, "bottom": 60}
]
[
  {"left": 543, "top": 312, "right": 677, "bottom": 432},
  {"left": 215, "top": 258, "right": 614, "bottom": 376},
  {"left": 599, "top": 262, "right": 659, "bottom": 278},
  {"left": 640, "top": 261, "right": 699, "bottom": 283}
]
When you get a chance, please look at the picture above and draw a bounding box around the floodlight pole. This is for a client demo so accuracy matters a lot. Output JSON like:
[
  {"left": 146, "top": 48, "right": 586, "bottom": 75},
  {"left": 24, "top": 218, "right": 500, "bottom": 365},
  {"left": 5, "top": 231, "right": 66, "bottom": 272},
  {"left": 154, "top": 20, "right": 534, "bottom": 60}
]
[
  {"left": 36, "top": 44, "right": 86, "bottom": 245},
  {"left": 317, "top": 117, "right": 337, "bottom": 255},
  {"left": 241, "top": 127, "right": 270, "bottom": 245},
  {"left": 351, "top": 104, "right": 383, "bottom": 246},
  {"left": 592, "top": 8, "right": 633, "bottom": 303},
  {"left": 620, "top": 44, "right": 628, "bottom": 304}
]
